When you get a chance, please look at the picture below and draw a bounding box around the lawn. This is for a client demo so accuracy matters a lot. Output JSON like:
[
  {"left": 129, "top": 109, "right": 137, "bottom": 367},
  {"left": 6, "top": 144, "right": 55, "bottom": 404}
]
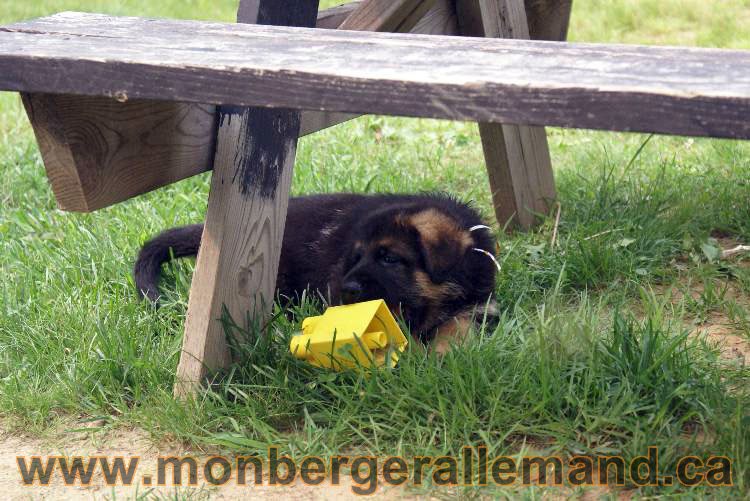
[{"left": 1, "top": 0, "right": 749, "bottom": 498}]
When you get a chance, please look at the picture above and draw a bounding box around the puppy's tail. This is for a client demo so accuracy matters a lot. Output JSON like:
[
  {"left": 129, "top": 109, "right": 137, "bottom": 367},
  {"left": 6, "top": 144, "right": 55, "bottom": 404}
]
[{"left": 134, "top": 224, "right": 204, "bottom": 303}]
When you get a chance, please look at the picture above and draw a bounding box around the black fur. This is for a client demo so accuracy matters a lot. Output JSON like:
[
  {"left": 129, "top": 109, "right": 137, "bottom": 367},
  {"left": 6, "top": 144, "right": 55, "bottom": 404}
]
[
  {"left": 134, "top": 193, "right": 496, "bottom": 340},
  {"left": 134, "top": 224, "right": 203, "bottom": 303}
]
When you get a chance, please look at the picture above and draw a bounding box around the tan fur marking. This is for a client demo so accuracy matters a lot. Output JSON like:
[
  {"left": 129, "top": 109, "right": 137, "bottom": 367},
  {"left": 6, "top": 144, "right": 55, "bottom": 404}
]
[
  {"left": 410, "top": 209, "right": 472, "bottom": 250},
  {"left": 374, "top": 237, "right": 397, "bottom": 249},
  {"left": 432, "top": 313, "right": 474, "bottom": 355},
  {"left": 414, "top": 271, "right": 464, "bottom": 302}
]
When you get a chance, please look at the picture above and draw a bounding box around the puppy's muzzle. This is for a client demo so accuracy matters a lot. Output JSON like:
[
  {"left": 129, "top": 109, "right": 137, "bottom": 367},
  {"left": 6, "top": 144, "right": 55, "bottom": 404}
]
[{"left": 341, "top": 280, "right": 363, "bottom": 304}]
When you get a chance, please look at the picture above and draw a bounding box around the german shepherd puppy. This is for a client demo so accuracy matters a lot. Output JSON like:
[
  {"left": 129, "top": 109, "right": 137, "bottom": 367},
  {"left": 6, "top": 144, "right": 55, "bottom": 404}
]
[{"left": 134, "top": 193, "right": 497, "bottom": 352}]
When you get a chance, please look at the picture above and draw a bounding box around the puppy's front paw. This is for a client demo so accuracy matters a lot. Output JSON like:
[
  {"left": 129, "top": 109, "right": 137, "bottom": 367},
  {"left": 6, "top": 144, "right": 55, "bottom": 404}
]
[{"left": 430, "top": 312, "right": 474, "bottom": 355}]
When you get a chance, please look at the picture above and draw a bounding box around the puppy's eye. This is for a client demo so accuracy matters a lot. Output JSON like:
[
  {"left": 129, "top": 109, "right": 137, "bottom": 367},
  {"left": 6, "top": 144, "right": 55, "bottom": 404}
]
[{"left": 378, "top": 248, "right": 402, "bottom": 265}]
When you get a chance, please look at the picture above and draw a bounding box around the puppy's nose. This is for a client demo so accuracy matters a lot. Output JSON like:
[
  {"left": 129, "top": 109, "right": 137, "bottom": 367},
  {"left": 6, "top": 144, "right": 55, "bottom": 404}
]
[{"left": 341, "top": 280, "right": 363, "bottom": 303}]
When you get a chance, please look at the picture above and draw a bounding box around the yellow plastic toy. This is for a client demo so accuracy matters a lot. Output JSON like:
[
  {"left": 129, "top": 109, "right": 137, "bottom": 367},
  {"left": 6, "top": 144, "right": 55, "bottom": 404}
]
[{"left": 289, "top": 299, "right": 408, "bottom": 370}]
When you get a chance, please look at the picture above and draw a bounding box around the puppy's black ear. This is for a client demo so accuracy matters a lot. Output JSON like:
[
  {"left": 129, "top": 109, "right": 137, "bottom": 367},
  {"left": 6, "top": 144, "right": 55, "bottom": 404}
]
[
  {"left": 418, "top": 238, "right": 467, "bottom": 283},
  {"left": 409, "top": 209, "right": 473, "bottom": 283}
]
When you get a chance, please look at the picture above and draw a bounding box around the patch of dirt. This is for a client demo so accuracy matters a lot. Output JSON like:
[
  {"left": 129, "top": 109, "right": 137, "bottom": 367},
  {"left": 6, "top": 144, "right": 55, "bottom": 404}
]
[
  {"left": 0, "top": 423, "right": 400, "bottom": 500},
  {"left": 0, "top": 422, "right": 635, "bottom": 500},
  {"left": 691, "top": 314, "right": 750, "bottom": 366},
  {"left": 657, "top": 237, "right": 750, "bottom": 366}
]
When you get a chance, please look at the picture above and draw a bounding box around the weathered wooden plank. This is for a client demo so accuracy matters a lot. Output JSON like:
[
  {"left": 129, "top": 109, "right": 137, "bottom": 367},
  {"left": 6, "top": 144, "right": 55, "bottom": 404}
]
[
  {"left": 2, "top": 12, "right": 750, "bottom": 140},
  {"left": 302, "top": 0, "right": 443, "bottom": 133},
  {"left": 340, "top": 0, "right": 435, "bottom": 32},
  {"left": 20, "top": 94, "right": 84, "bottom": 208},
  {"left": 175, "top": 1, "right": 320, "bottom": 397},
  {"left": 21, "top": 93, "right": 216, "bottom": 212},
  {"left": 455, "top": 0, "right": 573, "bottom": 41},
  {"left": 478, "top": 122, "right": 555, "bottom": 227},
  {"left": 524, "top": 0, "right": 572, "bottom": 41},
  {"left": 412, "top": 0, "right": 459, "bottom": 36},
  {"left": 311, "top": 0, "right": 460, "bottom": 36},
  {"left": 17, "top": 3, "right": 458, "bottom": 213},
  {"left": 300, "top": 110, "right": 356, "bottom": 136},
  {"left": 316, "top": 2, "right": 362, "bottom": 29},
  {"left": 395, "top": 0, "right": 440, "bottom": 33},
  {"left": 301, "top": 0, "right": 441, "bottom": 133},
  {"left": 293, "top": 0, "right": 460, "bottom": 133},
  {"left": 457, "top": 0, "right": 561, "bottom": 229}
]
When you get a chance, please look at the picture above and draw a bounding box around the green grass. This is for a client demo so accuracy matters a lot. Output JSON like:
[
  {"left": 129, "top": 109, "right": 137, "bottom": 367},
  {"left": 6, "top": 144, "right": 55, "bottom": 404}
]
[{"left": 1, "top": 0, "right": 750, "bottom": 498}]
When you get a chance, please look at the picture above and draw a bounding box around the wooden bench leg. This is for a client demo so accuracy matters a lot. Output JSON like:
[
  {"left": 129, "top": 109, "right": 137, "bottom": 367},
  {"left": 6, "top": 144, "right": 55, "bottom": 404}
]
[
  {"left": 174, "top": 0, "right": 320, "bottom": 397},
  {"left": 457, "top": 0, "right": 572, "bottom": 229},
  {"left": 477, "top": 121, "right": 554, "bottom": 229}
]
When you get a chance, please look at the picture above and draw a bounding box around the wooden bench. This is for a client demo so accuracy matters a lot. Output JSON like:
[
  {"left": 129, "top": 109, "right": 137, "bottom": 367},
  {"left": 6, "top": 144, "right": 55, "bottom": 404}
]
[{"left": 1, "top": 0, "right": 748, "bottom": 395}]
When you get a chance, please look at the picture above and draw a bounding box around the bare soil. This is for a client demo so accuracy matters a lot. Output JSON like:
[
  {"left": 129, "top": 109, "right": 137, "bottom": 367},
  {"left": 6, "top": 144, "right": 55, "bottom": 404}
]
[{"left": 0, "top": 423, "right": 400, "bottom": 500}]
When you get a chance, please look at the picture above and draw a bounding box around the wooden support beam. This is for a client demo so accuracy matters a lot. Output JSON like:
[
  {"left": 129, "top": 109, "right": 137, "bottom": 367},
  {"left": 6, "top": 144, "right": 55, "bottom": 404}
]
[
  {"left": 524, "top": 0, "right": 573, "bottom": 41},
  {"left": 21, "top": 93, "right": 216, "bottom": 212},
  {"left": 174, "top": 0, "right": 320, "bottom": 397},
  {"left": 456, "top": 0, "right": 568, "bottom": 229},
  {"left": 316, "top": 2, "right": 362, "bottom": 29},
  {"left": 19, "top": 2, "right": 458, "bottom": 213},
  {"left": 411, "top": 0, "right": 459, "bottom": 36},
  {"left": 317, "top": 0, "right": 458, "bottom": 36},
  {"left": 340, "top": 0, "right": 436, "bottom": 32}
]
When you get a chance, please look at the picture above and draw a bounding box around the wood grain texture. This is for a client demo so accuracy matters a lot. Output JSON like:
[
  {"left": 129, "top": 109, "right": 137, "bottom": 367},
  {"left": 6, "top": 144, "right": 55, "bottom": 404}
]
[
  {"left": 301, "top": 0, "right": 447, "bottom": 134},
  {"left": 457, "top": 0, "right": 559, "bottom": 228},
  {"left": 412, "top": 0, "right": 459, "bottom": 35},
  {"left": 175, "top": 1, "right": 320, "bottom": 396},
  {"left": 21, "top": 94, "right": 85, "bottom": 209},
  {"left": 314, "top": 0, "right": 459, "bottom": 35},
  {"left": 16, "top": 3, "right": 458, "bottom": 213},
  {"left": 478, "top": 121, "right": 555, "bottom": 227},
  {"left": 437, "top": 0, "right": 571, "bottom": 40},
  {"left": 2, "top": 12, "right": 749, "bottom": 140},
  {"left": 389, "top": 0, "right": 439, "bottom": 33},
  {"left": 524, "top": 0, "right": 572, "bottom": 41},
  {"left": 339, "top": 0, "right": 435, "bottom": 32},
  {"left": 21, "top": 93, "right": 216, "bottom": 212},
  {"left": 316, "top": 2, "right": 362, "bottom": 29}
]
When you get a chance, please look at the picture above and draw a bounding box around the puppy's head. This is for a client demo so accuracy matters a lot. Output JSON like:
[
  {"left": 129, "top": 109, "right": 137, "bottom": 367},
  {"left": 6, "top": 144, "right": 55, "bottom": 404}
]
[{"left": 334, "top": 199, "right": 497, "bottom": 340}]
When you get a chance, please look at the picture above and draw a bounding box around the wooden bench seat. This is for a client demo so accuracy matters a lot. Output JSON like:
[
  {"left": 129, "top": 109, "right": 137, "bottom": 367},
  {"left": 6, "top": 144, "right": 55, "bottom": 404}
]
[{"left": 1, "top": 11, "right": 748, "bottom": 140}]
